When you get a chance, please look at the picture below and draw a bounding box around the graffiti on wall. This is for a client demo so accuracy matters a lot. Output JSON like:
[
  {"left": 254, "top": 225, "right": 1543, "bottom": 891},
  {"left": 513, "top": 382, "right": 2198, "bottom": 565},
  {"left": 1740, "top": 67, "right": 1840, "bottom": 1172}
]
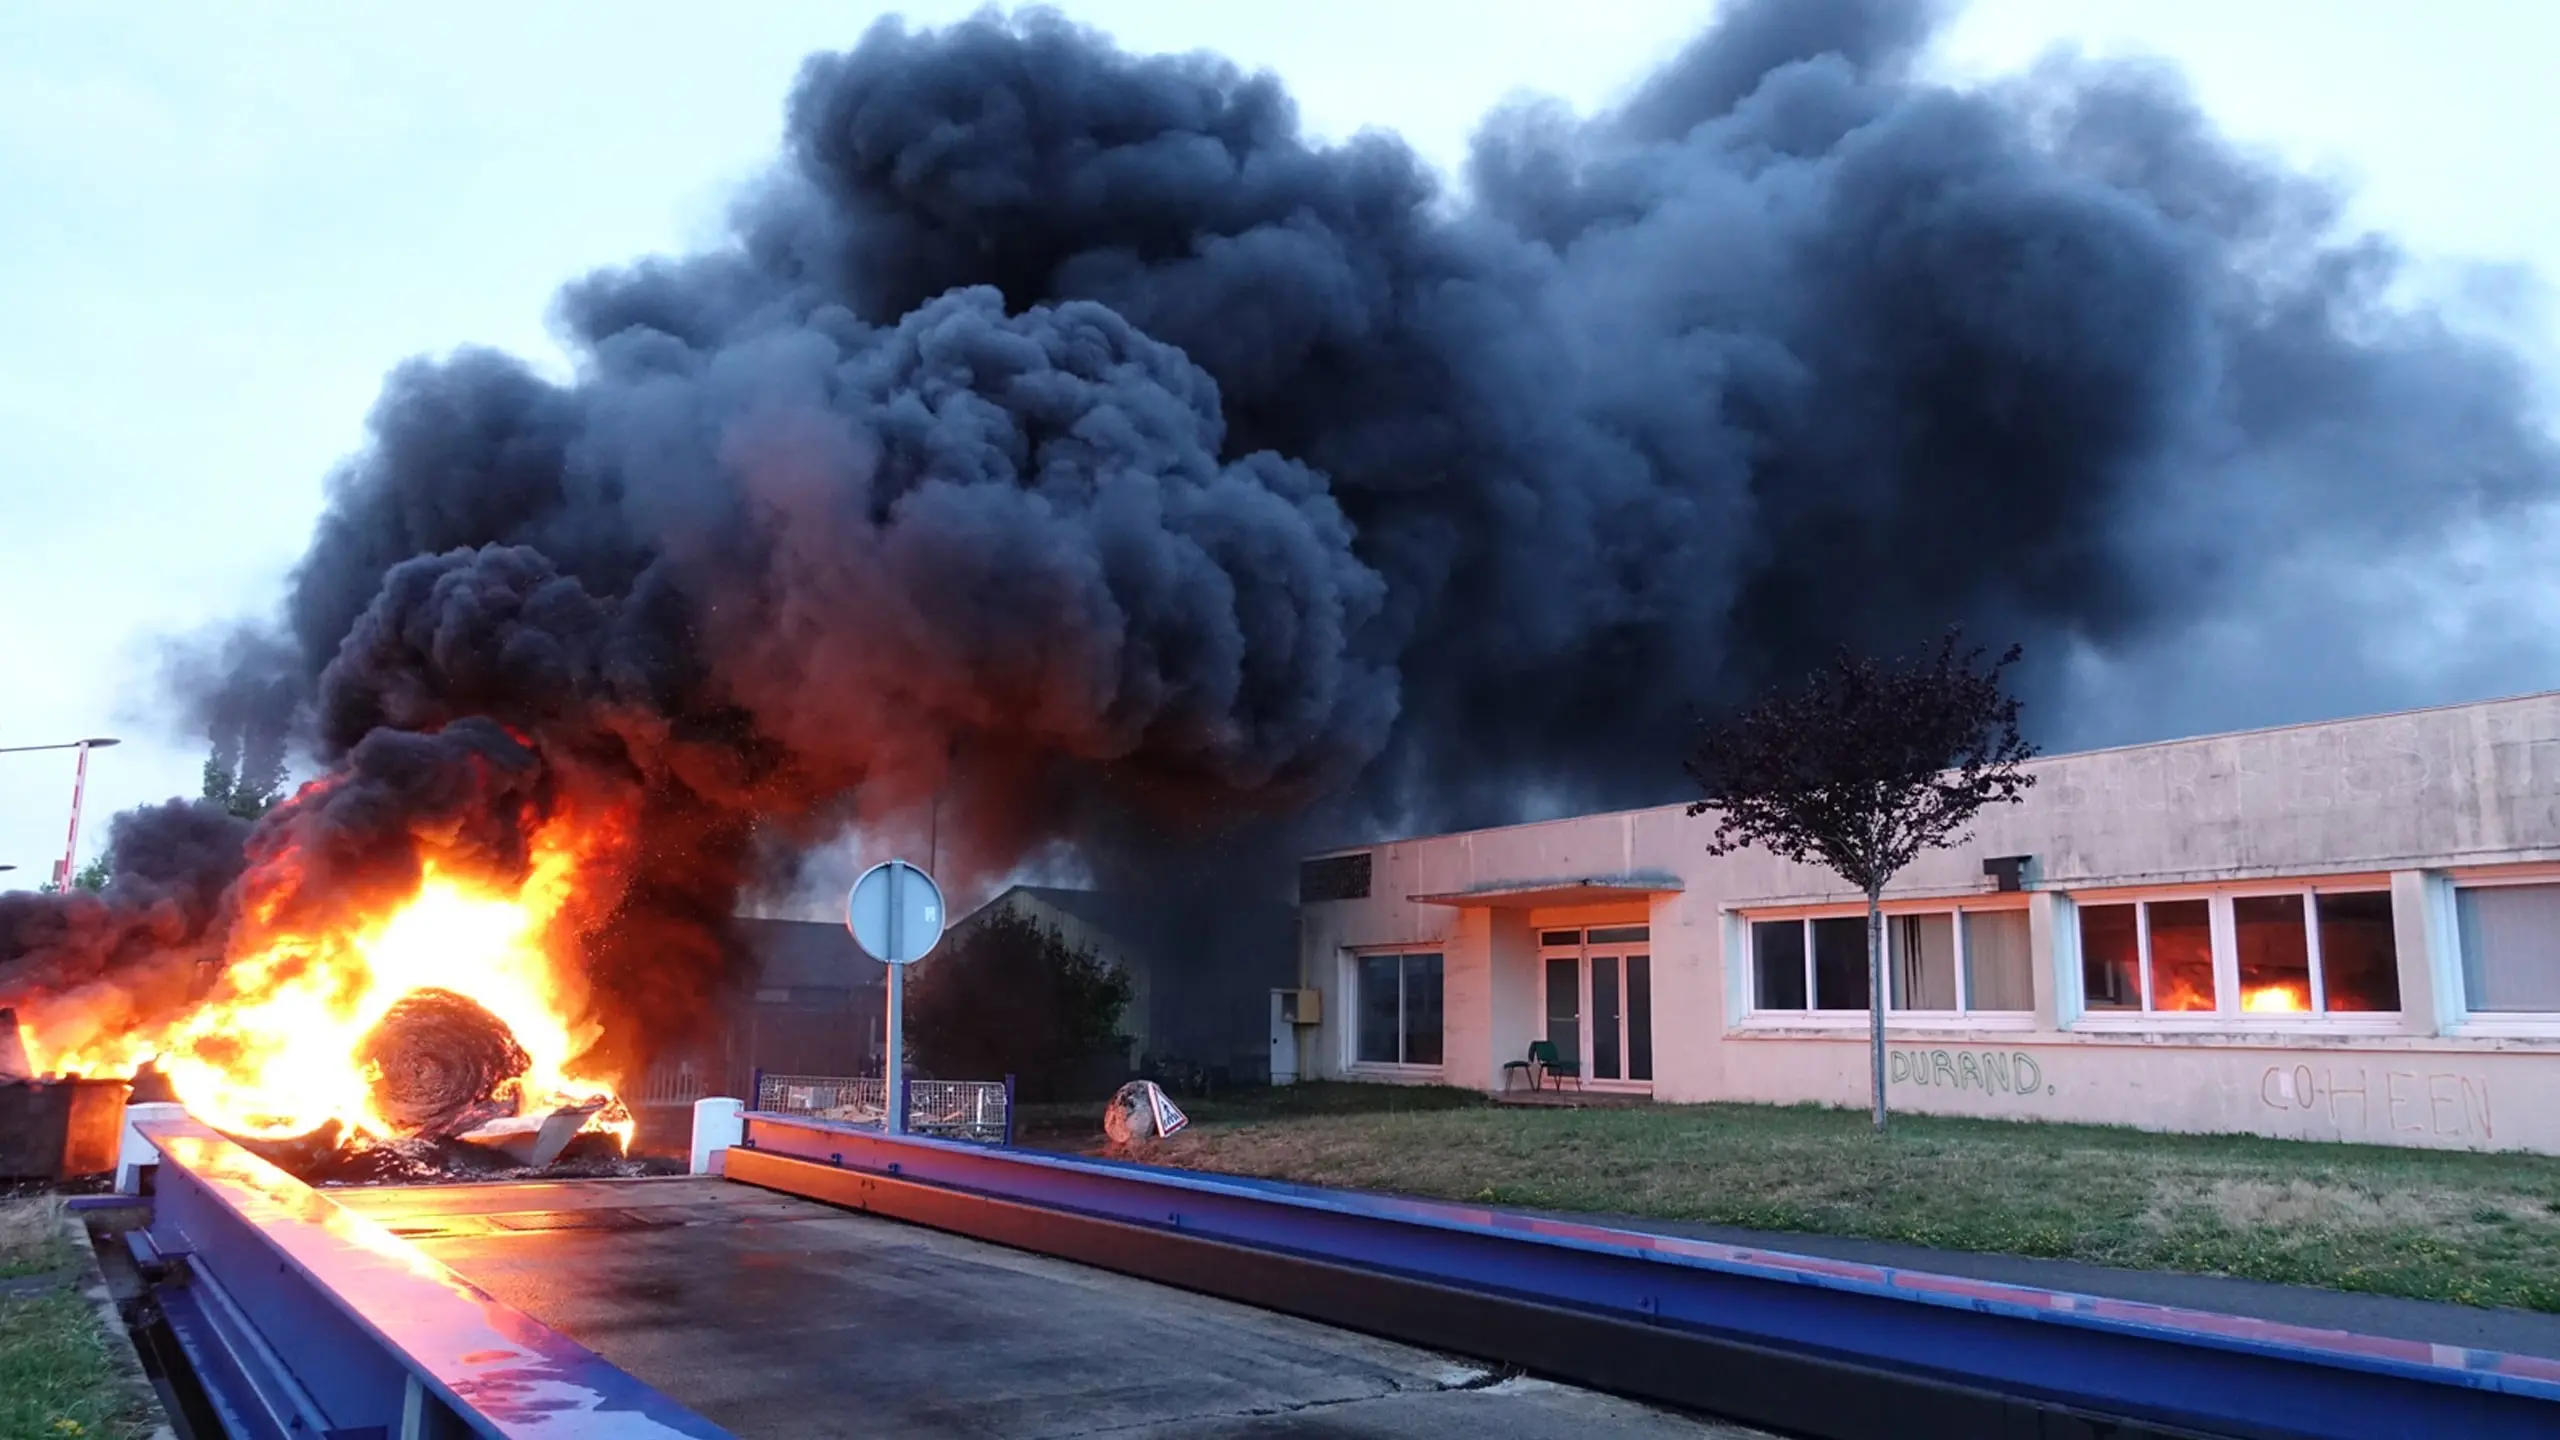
[
  {"left": 1888, "top": 1048, "right": 2052, "bottom": 1097},
  {"left": 2259, "top": 1064, "right": 2492, "bottom": 1141}
]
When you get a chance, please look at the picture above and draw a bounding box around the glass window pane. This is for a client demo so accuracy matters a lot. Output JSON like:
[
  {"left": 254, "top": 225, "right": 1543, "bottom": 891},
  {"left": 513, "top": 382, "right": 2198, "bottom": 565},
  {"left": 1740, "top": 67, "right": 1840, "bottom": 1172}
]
[
  {"left": 2315, "top": 892, "right": 2400, "bottom": 1012},
  {"left": 2078, "top": 903, "right": 2140, "bottom": 1010},
  {"left": 1590, "top": 956, "right": 1622, "bottom": 1080},
  {"left": 1889, "top": 913, "right": 1958, "bottom": 1010},
  {"left": 1812, "top": 916, "right": 1869, "bottom": 1010},
  {"left": 1402, "top": 954, "right": 1443, "bottom": 1066},
  {"left": 2457, "top": 884, "right": 2560, "bottom": 1012},
  {"left": 2234, "top": 894, "right": 2311, "bottom": 1013},
  {"left": 1540, "top": 930, "right": 1582, "bottom": 948},
  {"left": 1356, "top": 954, "right": 1401, "bottom": 1064},
  {"left": 1587, "top": 926, "right": 1649, "bottom": 944},
  {"left": 2147, "top": 900, "right": 2216, "bottom": 1011},
  {"left": 1963, "top": 910, "right": 2033, "bottom": 1012},
  {"left": 1627, "top": 956, "right": 1653, "bottom": 1082},
  {"left": 1752, "top": 920, "right": 1807, "bottom": 1010},
  {"left": 1545, "top": 956, "right": 1582, "bottom": 1064}
]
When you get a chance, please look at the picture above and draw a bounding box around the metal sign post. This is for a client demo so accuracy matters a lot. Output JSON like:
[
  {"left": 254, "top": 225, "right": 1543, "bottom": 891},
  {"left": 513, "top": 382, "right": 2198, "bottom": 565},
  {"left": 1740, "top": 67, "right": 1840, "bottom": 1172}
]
[{"left": 847, "top": 859, "right": 945, "bottom": 1136}]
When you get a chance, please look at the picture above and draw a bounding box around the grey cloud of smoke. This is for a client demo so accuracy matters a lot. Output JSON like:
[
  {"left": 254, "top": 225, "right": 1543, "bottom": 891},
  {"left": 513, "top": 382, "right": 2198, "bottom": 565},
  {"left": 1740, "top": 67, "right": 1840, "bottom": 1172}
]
[{"left": 10, "top": 0, "right": 2557, "bottom": 1075}]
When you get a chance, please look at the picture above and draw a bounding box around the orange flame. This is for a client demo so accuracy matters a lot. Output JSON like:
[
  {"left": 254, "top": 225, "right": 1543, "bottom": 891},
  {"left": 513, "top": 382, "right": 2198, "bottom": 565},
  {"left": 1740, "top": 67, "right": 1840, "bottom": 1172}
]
[
  {"left": 2241, "top": 982, "right": 2311, "bottom": 1013},
  {"left": 25, "top": 816, "right": 629, "bottom": 1150}
]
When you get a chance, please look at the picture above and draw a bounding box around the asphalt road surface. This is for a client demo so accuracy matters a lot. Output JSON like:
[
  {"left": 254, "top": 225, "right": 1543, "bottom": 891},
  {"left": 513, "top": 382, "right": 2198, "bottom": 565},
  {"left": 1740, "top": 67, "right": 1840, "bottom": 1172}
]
[{"left": 331, "top": 1176, "right": 1769, "bottom": 1440}]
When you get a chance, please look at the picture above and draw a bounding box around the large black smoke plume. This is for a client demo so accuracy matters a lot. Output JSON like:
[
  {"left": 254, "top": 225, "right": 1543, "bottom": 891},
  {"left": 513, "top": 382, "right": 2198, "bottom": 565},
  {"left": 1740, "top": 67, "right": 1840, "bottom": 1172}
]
[{"left": 7, "top": 0, "right": 2557, "bottom": 1078}]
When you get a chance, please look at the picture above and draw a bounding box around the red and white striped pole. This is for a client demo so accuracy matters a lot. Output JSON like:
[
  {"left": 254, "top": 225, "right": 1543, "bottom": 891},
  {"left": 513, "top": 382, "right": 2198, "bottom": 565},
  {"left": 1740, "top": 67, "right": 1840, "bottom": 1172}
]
[
  {"left": 3, "top": 737, "right": 119, "bottom": 891},
  {"left": 55, "top": 740, "right": 95, "bottom": 891}
]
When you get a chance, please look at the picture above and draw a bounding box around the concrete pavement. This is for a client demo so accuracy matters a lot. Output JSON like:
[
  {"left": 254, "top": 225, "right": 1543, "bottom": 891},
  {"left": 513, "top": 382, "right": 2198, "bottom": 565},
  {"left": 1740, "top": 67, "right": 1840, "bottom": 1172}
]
[{"left": 331, "top": 1177, "right": 1763, "bottom": 1440}]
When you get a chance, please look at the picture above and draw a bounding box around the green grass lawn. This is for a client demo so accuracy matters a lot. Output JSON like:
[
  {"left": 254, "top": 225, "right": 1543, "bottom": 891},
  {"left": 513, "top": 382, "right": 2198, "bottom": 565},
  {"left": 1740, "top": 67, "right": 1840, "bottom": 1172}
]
[
  {"left": 0, "top": 1199, "right": 156, "bottom": 1440},
  {"left": 1029, "top": 1083, "right": 2560, "bottom": 1314}
]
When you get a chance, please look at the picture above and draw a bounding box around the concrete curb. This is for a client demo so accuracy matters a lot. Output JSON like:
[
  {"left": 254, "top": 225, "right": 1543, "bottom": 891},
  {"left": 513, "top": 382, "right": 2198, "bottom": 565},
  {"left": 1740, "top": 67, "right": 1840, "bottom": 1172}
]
[{"left": 54, "top": 1205, "right": 179, "bottom": 1440}]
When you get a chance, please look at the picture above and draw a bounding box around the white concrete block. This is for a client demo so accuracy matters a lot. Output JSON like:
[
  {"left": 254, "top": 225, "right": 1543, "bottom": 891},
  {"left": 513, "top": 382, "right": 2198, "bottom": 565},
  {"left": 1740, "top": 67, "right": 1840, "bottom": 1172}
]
[
  {"left": 690, "top": 1097, "right": 745, "bottom": 1176},
  {"left": 117, "top": 1102, "right": 191, "bottom": 1194}
]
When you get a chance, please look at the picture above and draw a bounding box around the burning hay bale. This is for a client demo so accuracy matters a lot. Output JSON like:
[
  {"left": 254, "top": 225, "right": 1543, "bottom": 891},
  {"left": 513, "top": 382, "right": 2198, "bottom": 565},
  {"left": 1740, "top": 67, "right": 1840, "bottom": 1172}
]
[{"left": 357, "top": 987, "right": 531, "bottom": 1139}]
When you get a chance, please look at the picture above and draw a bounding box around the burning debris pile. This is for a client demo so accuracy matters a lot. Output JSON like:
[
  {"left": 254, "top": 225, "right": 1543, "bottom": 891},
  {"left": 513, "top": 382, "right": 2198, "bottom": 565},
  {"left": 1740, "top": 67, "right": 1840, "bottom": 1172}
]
[
  {"left": 8, "top": 0, "right": 2560, "bottom": 1125},
  {"left": 5, "top": 993, "right": 637, "bottom": 1186},
  {"left": 0, "top": 801, "right": 642, "bottom": 1184}
]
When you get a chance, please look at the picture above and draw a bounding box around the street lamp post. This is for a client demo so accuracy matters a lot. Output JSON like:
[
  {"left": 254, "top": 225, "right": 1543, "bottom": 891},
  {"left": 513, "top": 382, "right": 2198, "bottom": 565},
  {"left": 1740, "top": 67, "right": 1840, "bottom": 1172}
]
[{"left": 0, "top": 737, "right": 121, "bottom": 890}]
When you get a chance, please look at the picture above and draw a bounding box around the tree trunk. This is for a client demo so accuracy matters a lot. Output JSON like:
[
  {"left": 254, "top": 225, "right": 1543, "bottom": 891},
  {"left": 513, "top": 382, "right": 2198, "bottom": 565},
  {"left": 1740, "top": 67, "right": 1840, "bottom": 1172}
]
[{"left": 1867, "top": 888, "right": 1887, "bottom": 1133}]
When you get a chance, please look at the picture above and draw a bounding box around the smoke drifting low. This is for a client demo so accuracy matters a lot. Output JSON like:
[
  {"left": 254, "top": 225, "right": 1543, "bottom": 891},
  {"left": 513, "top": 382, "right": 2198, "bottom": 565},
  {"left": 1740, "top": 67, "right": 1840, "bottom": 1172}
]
[
  {"left": 8, "top": 0, "right": 2558, "bottom": 1073},
  {"left": 0, "top": 800, "right": 249, "bottom": 1051}
]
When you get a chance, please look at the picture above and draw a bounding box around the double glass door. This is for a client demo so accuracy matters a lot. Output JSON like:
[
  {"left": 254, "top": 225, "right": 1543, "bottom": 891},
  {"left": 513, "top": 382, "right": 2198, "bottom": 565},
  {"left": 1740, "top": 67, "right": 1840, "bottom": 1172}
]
[{"left": 1540, "top": 925, "right": 1653, "bottom": 1084}]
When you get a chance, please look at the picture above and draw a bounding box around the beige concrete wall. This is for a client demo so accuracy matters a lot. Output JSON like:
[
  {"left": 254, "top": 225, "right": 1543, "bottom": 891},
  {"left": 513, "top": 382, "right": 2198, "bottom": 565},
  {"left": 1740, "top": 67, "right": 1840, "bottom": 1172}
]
[
  {"left": 1442, "top": 908, "right": 1495, "bottom": 1090},
  {"left": 1297, "top": 844, "right": 1458, "bottom": 1082},
  {"left": 1299, "top": 691, "right": 2560, "bottom": 1152},
  {"left": 1724, "top": 1035, "right": 2526, "bottom": 1151},
  {"left": 1486, "top": 911, "right": 1539, "bottom": 1084}
]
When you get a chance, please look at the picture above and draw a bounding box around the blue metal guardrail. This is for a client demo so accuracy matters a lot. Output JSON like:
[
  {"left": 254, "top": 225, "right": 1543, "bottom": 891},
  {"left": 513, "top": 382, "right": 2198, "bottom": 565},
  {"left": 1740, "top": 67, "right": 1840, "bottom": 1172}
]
[
  {"left": 728, "top": 1111, "right": 2560, "bottom": 1440},
  {"left": 129, "top": 1117, "right": 734, "bottom": 1440}
]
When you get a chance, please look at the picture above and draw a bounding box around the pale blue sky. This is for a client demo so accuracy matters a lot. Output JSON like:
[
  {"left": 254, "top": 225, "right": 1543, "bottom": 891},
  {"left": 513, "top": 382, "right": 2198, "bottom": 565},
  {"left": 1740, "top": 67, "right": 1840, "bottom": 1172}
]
[{"left": 2, "top": 0, "right": 2554, "bottom": 889}]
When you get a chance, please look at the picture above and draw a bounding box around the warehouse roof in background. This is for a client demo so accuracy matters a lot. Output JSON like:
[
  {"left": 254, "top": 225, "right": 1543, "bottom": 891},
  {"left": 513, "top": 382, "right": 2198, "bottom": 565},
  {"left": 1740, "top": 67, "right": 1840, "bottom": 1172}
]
[{"left": 726, "top": 916, "right": 878, "bottom": 991}]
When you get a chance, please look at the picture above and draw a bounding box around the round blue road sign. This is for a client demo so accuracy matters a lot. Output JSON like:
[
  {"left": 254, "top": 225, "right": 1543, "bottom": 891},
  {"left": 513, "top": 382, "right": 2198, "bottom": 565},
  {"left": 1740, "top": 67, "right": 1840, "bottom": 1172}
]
[{"left": 847, "top": 859, "right": 945, "bottom": 966}]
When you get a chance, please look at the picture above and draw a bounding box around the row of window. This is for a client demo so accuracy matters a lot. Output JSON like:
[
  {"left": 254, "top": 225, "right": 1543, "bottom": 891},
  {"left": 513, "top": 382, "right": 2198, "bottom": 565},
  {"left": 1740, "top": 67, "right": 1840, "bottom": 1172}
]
[
  {"left": 1744, "top": 890, "right": 2398, "bottom": 1020},
  {"left": 1749, "top": 879, "right": 2560, "bottom": 1020},
  {"left": 1750, "top": 909, "right": 2032, "bottom": 1015},
  {"left": 2076, "top": 891, "right": 2396, "bottom": 1015},
  {"left": 2068, "top": 882, "right": 2560, "bottom": 1017},
  {"left": 1349, "top": 879, "right": 2560, "bottom": 1072}
]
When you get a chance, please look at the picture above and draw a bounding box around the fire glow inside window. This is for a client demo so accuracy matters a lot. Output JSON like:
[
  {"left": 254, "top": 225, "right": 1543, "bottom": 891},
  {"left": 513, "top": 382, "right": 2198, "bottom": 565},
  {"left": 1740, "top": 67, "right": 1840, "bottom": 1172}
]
[
  {"left": 1353, "top": 952, "right": 1443, "bottom": 1066},
  {"left": 2075, "top": 890, "right": 2399, "bottom": 1016},
  {"left": 2148, "top": 900, "right": 2216, "bottom": 1011}
]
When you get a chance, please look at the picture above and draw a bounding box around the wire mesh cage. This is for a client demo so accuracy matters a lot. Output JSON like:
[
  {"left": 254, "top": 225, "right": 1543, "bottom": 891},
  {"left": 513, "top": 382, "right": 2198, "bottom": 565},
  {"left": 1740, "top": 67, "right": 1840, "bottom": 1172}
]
[{"left": 753, "top": 1072, "right": 1013, "bottom": 1145}]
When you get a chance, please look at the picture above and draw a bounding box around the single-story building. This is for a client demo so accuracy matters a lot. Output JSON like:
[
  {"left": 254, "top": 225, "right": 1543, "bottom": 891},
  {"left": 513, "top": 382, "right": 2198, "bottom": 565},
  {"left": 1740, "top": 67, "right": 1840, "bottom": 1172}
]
[{"left": 1288, "top": 690, "right": 2560, "bottom": 1154}]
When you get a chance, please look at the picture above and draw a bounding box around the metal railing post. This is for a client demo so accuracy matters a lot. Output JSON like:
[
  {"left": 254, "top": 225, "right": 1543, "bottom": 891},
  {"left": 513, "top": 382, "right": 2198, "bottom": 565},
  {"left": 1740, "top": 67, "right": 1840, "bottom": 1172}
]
[{"left": 1003, "top": 1073, "right": 1017, "bottom": 1147}]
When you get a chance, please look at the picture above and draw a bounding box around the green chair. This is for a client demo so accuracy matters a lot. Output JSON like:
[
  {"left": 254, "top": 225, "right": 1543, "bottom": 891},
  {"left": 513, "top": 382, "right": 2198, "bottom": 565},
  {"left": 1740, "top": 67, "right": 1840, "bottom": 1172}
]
[
  {"left": 1532, "top": 1039, "right": 1581, "bottom": 1090},
  {"left": 1501, "top": 1040, "right": 1578, "bottom": 1092}
]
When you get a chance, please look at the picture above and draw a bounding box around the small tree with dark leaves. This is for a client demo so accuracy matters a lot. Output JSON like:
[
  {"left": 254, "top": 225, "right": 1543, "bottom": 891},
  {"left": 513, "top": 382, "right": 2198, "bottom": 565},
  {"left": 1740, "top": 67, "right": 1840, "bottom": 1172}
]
[
  {"left": 909, "top": 908, "right": 1134, "bottom": 1102},
  {"left": 1685, "top": 631, "right": 2037, "bottom": 1133}
]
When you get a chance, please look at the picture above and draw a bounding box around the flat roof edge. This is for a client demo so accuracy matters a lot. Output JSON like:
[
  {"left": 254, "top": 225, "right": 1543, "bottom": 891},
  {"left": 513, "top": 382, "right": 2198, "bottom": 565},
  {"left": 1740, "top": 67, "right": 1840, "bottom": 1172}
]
[{"left": 1410, "top": 877, "right": 1685, "bottom": 907}]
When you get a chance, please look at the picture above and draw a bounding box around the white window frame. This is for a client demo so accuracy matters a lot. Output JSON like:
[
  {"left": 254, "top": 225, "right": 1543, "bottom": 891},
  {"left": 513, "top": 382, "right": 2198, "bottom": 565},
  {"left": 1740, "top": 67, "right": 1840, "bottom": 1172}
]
[
  {"left": 1342, "top": 946, "right": 1446, "bottom": 1073},
  {"left": 1732, "top": 902, "right": 2034, "bottom": 1032},
  {"left": 2067, "top": 882, "right": 2403, "bottom": 1032},
  {"left": 2442, "top": 871, "right": 2560, "bottom": 1036},
  {"left": 1536, "top": 926, "right": 1655, "bottom": 1091}
]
